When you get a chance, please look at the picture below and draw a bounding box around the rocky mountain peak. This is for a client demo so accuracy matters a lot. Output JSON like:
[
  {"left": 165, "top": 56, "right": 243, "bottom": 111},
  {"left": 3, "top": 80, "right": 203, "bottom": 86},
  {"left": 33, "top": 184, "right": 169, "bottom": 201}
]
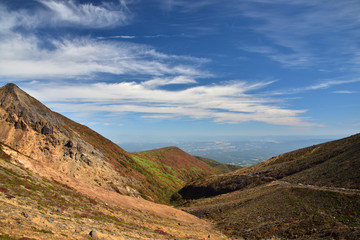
[
  {"left": 2, "top": 82, "right": 20, "bottom": 93},
  {"left": 0, "top": 83, "right": 62, "bottom": 134},
  {"left": 0, "top": 83, "right": 22, "bottom": 106}
]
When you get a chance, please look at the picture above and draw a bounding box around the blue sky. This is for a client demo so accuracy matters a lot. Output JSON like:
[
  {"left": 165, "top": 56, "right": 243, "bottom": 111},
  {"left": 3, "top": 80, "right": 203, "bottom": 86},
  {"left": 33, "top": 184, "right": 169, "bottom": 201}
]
[{"left": 0, "top": 0, "right": 359, "bottom": 143}]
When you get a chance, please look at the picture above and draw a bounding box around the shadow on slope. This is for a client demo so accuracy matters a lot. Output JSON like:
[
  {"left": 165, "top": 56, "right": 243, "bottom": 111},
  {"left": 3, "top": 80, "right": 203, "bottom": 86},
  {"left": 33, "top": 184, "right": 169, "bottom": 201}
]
[
  {"left": 176, "top": 134, "right": 360, "bottom": 239},
  {"left": 177, "top": 133, "right": 360, "bottom": 200}
]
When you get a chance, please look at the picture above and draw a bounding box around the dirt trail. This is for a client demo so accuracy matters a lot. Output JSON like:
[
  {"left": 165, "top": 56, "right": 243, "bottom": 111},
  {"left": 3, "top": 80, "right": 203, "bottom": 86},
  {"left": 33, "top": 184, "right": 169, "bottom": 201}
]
[{"left": 274, "top": 180, "right": 360, "bottom": 195}]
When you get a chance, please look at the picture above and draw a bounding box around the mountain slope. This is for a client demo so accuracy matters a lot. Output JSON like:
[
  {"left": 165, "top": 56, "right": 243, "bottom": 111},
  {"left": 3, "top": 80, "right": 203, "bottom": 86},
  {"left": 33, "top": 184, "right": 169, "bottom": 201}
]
[
  {"left": 0, "top": 83, "right": 218, "bottom": 202},
  {"left": 0, "top": 83, "right": 228, "bottom": 239},
  {"left": 0, "top": 145, "right": 227, "bottom": 240},
  {"left": 179, "top": 133, "right": 360, "bottom": 199},
  {"left": 178, "top": 134, "right": 360, "bottom": 239},
  {"left": 132, "top": 147, "right": 219, "bottom": 200},
  {"left": 0, "top": 83, "right": 143, "bottom": 197},
  {"left": 181, "top": 180, "right": 360, "bottom": 239}
]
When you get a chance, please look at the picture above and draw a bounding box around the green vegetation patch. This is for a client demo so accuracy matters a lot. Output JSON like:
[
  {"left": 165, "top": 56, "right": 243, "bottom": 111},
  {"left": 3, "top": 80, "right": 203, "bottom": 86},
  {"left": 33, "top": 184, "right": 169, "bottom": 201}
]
[
  {"left": 31, "top": 227, "right": 53, "bottom": 234},
  {"left": 132, "top": 155, "right": 161, "bottom": 168},
  {"left": 189, "top": 166, "right": 201, "bottom": 172},
  {"left": 133, "top": 155, "right": 183, "bottom": 187},
  {"left": 0, "top": 235, "right": 16, "bottom": 240}
]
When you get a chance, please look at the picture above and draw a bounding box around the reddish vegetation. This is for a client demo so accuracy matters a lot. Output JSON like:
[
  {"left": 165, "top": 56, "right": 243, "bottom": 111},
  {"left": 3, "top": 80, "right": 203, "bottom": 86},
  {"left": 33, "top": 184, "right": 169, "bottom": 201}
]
[
  {"left": 179, "top": 133, "right": 360, "bottom": 239},
  {"left": 61, "top": 115, "right": 134, "bottom": 173},
  {"left": 5, "top": 194, "right": 15, "bottom": 199},
  {"left": 87, "top": 197, "right": 98, "bottom": 205},
  {"left": 155, "top": 229, "right": 169, "bottom": 235}
]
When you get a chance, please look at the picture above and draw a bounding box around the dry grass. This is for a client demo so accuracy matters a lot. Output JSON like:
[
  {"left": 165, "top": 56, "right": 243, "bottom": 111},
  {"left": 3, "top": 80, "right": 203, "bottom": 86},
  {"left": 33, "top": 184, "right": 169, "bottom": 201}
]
[
  {"left": 182, "top": 182, "right": 360, "bottom": 239},
  {"left": 178, "top": 133, "right": 360, "bottom": 239},
  {"left": 0, "top": 155, "right": 228, "bottom": 240}
]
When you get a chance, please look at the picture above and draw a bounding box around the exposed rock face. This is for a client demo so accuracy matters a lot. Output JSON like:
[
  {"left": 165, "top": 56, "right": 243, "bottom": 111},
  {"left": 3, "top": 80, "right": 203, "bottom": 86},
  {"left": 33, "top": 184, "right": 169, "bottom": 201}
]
[
  {"left": 0, "top": 83, "right": 139, "bottom": 197},
  {"left": 89, "top": 230, "right": 98, "bottom": 239}
]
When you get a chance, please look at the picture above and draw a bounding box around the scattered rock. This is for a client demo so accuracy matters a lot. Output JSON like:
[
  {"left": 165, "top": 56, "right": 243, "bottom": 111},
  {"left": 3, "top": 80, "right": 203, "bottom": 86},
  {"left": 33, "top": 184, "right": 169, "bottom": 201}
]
[
  {"left": 89, "top": 230, "right": 98, "bottom": 239},
  {"left": 64, "top": 140, "right": 73, "bottom": 148},
  {"left": 21, "top": 211, "right": 29, "bottom": 218},
  {"left": 46, "top": 216, "right": 55, "bottom": 222}
]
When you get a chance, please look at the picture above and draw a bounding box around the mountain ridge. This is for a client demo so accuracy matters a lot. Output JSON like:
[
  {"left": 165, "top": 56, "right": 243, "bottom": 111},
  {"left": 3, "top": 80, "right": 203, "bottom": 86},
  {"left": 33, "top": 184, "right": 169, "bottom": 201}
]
[
  {"left": 177, "top": 133, "right": 360, "bottom": 239},
  {"left": 178, "top": 133, "right": 360, "bottom": 200}
]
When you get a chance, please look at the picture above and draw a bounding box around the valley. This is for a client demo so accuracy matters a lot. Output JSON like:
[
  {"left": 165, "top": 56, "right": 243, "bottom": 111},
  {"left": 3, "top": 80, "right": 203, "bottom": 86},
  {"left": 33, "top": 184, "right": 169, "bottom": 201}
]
[
  {"left": 0, "top": 83, "right": 359, "bottom": 240},
  {"left": 176, "top": 133, "right": 360, "bottom": 239},
  {"left": 0, "top": 83, "right": 228, "bottom": 239}
]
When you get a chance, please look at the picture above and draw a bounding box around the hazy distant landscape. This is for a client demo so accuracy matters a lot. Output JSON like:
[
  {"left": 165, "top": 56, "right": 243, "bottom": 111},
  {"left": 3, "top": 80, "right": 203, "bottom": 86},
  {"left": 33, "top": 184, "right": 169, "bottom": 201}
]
[{"left": 121, "top": 137, "right": 337, "bottom": 166}]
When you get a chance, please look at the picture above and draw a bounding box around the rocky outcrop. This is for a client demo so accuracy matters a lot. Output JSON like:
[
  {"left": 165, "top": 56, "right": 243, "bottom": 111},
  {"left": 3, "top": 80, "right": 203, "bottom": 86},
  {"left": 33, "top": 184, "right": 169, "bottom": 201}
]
[{"left": 0, "top": 83, "right": 140, "bottom": 197}]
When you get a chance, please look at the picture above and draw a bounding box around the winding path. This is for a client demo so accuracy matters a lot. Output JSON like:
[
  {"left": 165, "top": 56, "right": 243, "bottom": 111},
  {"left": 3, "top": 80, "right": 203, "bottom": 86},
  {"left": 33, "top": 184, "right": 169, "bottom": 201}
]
[{"left": 273, "top": 180, "right": 360, "bottom": 195}]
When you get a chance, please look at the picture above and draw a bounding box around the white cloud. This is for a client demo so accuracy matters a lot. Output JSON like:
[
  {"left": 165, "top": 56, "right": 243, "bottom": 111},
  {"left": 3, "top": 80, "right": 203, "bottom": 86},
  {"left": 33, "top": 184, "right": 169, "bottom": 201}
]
[
  {"left": 306, "top": 79, "right": 360, "bottom": 91},
  {"left": 97, "top": 35, "right": 136, "bottom": 40},
  {"left": 333, "top": 90, "right": 357, "bottom": 94},
  {"left": 269, "top": 78, "right": 360, "bottom": 95},
  {"left": 0, "top": 34, "right": 208, "bottom": 79},
  {"left": 142, "top": 76, "right": 197, "bottom": 88},
  {"left": 37, "top": 0, "right": 132, "bottom": 28},
  {"left": 0, "top": 2, "right": 209, "bottom": 82},
  {"left": 0, "top": 1, "right": 322, "bottom": 129},
  {"left": 25, "top": 81, "right": 316, "bottom": 127},
  {"left": 0, "top": 2, "right": 194, "bottom": 80}
]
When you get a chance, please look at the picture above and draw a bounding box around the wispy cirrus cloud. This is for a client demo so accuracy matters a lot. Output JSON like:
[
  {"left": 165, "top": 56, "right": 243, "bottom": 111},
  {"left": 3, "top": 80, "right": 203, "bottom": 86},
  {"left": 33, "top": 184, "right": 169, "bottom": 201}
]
[
  {"left": 333, "top": 90, "right": 358, "bottom": 94},
  {"left": 37, "top": 0, "right": 132, "bottom": 28},
  {"left": 25, "top": 81, "right": 316, "bottom": 127},
  {"left": 268, "top": 78, "right": 360, "bottom": 96},
  {"left": 238, "top": 0, "right": 360, "bottom": 70},
  {"left": 142, "top": 76, "right": 197, "bottom": 88},
  {"left": 97, "top": 35, "right": 136, "bottom": 40},
  {"left": 0, "top": 3, "right": 208, "bottom": 80},
  {"left": 306, "top": 79, "right": 360, "bottom": 91},
  {"left": 0, "top": 1, "right": 325, "bottom": 129},
  {"left": 0, "top": 36, "right": 207, "bottom": 79}
]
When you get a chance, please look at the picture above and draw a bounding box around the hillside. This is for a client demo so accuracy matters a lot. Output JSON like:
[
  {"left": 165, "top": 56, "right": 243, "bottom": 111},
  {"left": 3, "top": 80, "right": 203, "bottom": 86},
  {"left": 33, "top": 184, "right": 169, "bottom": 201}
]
[
  {"left": 179, "top": 133, "right": 360, "bottom": 199},
  {"left": 132, "top": 147, "right": 219, "bottom": 201},
  {"left": 0, "top": 83, "right": 228, "bottom": 239},
  {"left": 0, "top": 83, "right": 218, "bottom": 202},
  {"left": 0, "top": 144, "right": 227, "bottom": 240},
  {"left": 178, "top": 134, "right": 360, "bottom": 239}
]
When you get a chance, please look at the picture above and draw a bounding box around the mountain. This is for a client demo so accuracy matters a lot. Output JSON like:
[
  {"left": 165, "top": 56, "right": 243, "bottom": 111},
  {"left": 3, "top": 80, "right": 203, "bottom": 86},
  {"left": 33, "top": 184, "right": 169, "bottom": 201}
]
[
  {"left": 132, "top": 147, "right": 219, "bottom": 200},
  {"left": 0, "top": 144, "right": 227, "bottom": 240},
  {"left": 0, "top": 83, "right": 228, "bottom": 239},
  {"left": 0, "top": 83, "right": 220, "bottom": 202},
  {"left": 0, "top": 83, "right": 142, "bottom": 196},
  {"left": 177, "top": 134, "right": 360, "bottom": 239}
]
